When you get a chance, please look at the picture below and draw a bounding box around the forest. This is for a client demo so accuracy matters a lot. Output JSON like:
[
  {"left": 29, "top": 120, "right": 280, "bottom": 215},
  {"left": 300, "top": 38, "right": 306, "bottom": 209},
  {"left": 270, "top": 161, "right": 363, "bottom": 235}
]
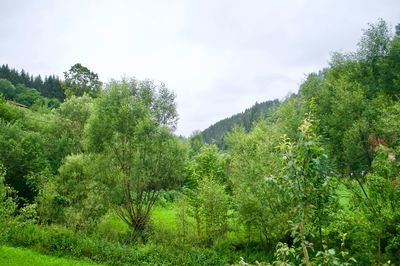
[{"left": 0, "top": 20, "right": 400, "bottom": 265}]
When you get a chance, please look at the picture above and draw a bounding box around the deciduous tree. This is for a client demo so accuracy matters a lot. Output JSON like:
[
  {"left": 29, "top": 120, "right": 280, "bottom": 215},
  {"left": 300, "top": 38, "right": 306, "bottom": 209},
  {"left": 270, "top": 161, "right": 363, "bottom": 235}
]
[
  {"left": 63, "top": 63, "right": 102, "bottom": 98},
  {"left": 84, "top": 78, "right": 184, "bottom": 240}
]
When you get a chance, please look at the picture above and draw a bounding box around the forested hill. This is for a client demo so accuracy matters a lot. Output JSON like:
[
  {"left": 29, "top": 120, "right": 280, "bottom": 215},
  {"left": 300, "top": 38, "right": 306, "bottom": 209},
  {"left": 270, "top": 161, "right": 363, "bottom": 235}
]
[
  {"left": 0, "top": 63, "right": 103, "bottom": 108},
  {"left": 0, "top": 64, "right": 65, "bottom": 101},
  {"left": 201, "top": 99, "right": 279, "bottom": 147}
]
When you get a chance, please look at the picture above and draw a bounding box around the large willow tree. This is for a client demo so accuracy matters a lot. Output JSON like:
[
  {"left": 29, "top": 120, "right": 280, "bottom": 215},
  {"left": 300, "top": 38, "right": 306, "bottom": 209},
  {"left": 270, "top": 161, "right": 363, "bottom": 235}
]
[{"left": 84, "top": 79, "right": 185, "bottom": 239}]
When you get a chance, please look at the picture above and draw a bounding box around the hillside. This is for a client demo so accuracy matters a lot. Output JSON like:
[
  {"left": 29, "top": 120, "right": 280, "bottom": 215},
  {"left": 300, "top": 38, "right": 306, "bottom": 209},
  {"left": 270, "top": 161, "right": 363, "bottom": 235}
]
[
  {"left": 0, "top": 64, "right": 65, "bottom": 101},
  {"left": 201, "top": 99, "right": 279, "bottom": 147}
]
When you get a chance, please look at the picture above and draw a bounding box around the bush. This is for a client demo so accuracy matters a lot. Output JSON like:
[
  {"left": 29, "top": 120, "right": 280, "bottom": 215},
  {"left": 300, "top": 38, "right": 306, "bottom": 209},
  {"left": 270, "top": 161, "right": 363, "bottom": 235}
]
[{"left": 0, "top": 165, "right": 17, "bottom": 242}]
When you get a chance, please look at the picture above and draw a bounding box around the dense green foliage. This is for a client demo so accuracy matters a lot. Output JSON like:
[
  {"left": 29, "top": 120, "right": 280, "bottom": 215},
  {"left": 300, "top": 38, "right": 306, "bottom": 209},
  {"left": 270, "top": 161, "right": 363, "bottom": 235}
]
[
  {"left": 0, "top": 78, "right": 60, "bottom": 108},
  {"left": 62, "top": 64, "right": 102, "bottom": 98},
  {"left": 1, "top": 20, "right": 400, "bottom": 265}
]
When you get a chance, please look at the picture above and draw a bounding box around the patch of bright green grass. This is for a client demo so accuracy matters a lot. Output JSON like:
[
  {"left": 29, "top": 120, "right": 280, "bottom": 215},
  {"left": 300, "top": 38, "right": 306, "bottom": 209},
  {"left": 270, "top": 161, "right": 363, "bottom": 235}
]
[
  {"left": 0, "top": 246, "right": 100, "bottom": 266},
  {"left": 151, "top": 203, "right": 178, "bottom": 231},
  {"left": 337, "top": 182, "right": 353, "bottom": 209}
]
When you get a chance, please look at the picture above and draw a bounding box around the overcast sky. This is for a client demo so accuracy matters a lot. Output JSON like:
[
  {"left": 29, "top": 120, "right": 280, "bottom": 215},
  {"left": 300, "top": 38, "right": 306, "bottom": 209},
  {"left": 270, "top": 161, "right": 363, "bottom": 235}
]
[{"left": 0, "top": 0, "right": 399, "bottom": 135}]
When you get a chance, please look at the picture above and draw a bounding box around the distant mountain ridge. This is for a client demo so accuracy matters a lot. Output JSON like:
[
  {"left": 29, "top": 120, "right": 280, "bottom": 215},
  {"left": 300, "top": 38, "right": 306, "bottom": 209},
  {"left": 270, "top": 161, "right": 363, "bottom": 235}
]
[{"left": 201, "top": 99, "right": 280, "bottom": 147}]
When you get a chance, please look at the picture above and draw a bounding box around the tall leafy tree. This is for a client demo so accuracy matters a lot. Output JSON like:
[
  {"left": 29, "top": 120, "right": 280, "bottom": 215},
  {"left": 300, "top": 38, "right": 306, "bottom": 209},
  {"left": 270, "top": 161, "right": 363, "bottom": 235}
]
[
  {"left": 84, "top": 78, "right": 184, "bottom": 239},
  {"left": 226, "top": 121, "right": 289, "bottom": 245},
  {"left": 183, "top": 144, "right": 229, "bottom": 243},
  {"left": 56, "top": 95, "right": 94, "bottom": 153},
  {"left": 198, "top": 176, "right": 229, "bottom": 245},
  {"left": 63, "top": 63, "right": 102, "bottom": 98}
]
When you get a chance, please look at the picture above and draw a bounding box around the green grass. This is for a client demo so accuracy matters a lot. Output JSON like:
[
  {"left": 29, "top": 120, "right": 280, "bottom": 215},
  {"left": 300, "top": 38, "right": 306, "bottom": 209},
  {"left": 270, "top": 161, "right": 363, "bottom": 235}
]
[
  {"left": 0, "top": 246, "right": 100, "bottom": 266},
  {"left": 337, "top": 182, "right": 353, "bottom": 209},
  {"left": 151, "top": 203, "right": 178, "bottom": 231}
]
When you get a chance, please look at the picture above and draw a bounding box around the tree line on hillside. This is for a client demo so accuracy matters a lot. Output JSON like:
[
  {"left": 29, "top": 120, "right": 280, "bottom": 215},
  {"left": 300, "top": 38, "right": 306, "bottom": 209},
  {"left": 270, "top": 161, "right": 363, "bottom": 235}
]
[
  {"left": 0, "top": 64, "right": 65, "bottom": 101},
  {"left": 0, "top": 19, "right": 399, "bottom": 265},
  {"left": 201, "top": 99, "right": 280, "bottom": 148},
  {"left": 0, "top": 63, "right": 103, "bottom": 108}
]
